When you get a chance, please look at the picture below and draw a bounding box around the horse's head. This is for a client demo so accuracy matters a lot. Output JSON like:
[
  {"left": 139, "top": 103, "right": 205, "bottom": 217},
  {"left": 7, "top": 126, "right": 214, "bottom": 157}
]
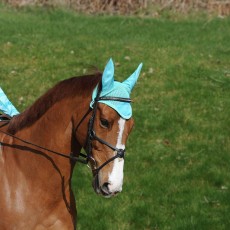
[
  {"left": 74, "top": 59, "right": 142, "bottom": 197},
  {"left": 90, "top": 103, "right": 134, "bottom": 198},
  {"left": 84, "top": 59, "right": 142, "bottom": 198}
]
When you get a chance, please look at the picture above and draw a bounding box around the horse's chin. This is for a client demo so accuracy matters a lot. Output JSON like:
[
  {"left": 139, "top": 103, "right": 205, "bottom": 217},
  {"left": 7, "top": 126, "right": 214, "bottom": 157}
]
[
  {"left": 92, "top": 175, "right": 117, "bottom": 198},
  {"left": 92, "top": 175, "right": 101, "bottom": 194}
]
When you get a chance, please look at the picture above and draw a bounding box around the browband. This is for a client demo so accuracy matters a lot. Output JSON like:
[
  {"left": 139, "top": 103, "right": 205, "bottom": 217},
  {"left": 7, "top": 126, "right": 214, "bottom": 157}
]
[{"left": 95, "top": 96, "right": 132, "bottom": 103}]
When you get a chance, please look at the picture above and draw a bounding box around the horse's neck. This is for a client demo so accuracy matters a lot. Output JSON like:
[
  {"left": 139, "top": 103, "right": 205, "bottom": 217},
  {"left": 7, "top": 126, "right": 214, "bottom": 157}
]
[
  {"left": 14, "top": 99, "right": 80, "bottom": 180},
  {"left": 0, "top": 101, "right": 80, "bottom": 223},
  {"left": 25, "top": 102, "right": 73, "bottom": 153}
]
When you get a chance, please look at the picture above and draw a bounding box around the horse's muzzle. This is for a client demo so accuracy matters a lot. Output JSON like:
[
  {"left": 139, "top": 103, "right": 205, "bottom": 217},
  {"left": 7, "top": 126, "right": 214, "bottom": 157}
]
[{"left": 92, "top": 175, "right": 119, "bottom": 198}]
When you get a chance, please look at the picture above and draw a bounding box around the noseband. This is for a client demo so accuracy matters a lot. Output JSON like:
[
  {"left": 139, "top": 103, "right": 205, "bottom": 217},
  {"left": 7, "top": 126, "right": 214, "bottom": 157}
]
[{"left": 84, "top": 83, "right": 131, "bottom": 175}]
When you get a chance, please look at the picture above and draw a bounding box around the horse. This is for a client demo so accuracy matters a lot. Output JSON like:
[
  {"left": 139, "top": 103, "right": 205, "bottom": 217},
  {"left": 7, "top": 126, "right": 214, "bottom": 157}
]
[{"left": 0, "top": 59, "right": 142, "bottom": 229}]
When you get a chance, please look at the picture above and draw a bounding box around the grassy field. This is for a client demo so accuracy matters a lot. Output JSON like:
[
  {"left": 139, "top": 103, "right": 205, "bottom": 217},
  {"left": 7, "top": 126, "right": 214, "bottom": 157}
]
[{"left": 0, "top": 4, "right": 230, "bottom": 229}]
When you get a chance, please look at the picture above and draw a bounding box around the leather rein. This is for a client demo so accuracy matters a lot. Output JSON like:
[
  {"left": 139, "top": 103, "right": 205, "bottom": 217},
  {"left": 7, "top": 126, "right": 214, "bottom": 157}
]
[{"left": 0, "top": 83, "right": 131, "bottom": 175}]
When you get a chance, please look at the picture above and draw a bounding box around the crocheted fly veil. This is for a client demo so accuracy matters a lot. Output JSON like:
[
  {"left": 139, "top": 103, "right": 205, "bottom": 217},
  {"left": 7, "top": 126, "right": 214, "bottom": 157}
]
[
  {"left": 0, "top": 87, "right": 19, "bottom": 117},
  {"left": 90, "top": 59, "right": 142, "bottom": 119}
]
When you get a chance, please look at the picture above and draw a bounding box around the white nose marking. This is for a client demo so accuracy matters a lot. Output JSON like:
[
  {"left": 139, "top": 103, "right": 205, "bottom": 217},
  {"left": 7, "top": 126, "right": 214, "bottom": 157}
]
[{"left": 108, "top": 118, "right": 126, "bottom": 192}]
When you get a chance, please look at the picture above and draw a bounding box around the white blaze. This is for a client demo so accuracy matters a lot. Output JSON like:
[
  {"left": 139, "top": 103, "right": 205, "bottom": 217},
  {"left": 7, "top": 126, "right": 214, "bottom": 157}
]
[{"left": 108, "top": 118, "right": 125, "bottom": 193}]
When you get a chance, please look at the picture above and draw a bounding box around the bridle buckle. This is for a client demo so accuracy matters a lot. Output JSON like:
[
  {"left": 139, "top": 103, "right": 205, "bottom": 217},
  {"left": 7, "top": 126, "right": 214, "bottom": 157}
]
[{"left": 116, "top": 149, "right": 125, "bottom": 158}]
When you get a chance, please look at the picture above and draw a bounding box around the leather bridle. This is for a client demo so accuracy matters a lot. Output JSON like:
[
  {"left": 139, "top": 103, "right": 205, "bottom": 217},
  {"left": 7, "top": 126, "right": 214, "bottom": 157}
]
[
  {"left": 83, "top": 82, "right": 132, "bottom": 175},
  {"left": 0, "top": 82, "right": 132, "bottom": 175}
]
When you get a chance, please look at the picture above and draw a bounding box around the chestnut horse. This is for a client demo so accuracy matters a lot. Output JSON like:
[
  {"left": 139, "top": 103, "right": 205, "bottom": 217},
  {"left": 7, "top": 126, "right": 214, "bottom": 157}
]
[{"left": 0, "top": 59, "right": 142, "bottom": 229}]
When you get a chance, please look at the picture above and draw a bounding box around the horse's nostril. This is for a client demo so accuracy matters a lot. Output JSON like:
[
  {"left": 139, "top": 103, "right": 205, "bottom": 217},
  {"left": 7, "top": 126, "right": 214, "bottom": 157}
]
[{"left": 101, "top": 182, "right": 110, "bottom": 195}]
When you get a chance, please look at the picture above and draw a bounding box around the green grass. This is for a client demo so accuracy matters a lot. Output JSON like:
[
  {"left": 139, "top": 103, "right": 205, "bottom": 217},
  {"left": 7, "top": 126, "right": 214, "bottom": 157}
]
[{"left": 1, "top": 4, "right": 230, "bottom": 229}]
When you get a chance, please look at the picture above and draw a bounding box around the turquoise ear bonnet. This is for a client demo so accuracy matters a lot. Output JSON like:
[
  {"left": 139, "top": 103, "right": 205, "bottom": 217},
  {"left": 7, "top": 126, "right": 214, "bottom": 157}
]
[
  {"left": 0, "top": 87, "right": 19, "bottom": 117},
  {"left": 90, "top": 59, "right": 143, "bottom": 119}
]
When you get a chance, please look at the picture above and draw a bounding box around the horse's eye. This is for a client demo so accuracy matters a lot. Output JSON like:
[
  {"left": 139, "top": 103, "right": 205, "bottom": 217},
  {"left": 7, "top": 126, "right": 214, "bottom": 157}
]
[{"left": 100, "top": 119, "right": 109, "bottom": 128}]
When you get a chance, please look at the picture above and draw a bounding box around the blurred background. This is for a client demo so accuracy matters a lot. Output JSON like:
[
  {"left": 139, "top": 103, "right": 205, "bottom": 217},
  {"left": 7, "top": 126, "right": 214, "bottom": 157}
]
[{"left": 3, "top": 0, "right": 230, "bottom": 17}]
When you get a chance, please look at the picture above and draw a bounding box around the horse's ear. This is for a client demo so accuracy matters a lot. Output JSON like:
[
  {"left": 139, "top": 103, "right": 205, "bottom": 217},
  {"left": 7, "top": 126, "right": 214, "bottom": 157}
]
[
  {"left": 101, "top": 58, "right": 115, "bottom": 93},
  {"left": 122, "top": 63, "right": 143, "bottom": 93}
]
